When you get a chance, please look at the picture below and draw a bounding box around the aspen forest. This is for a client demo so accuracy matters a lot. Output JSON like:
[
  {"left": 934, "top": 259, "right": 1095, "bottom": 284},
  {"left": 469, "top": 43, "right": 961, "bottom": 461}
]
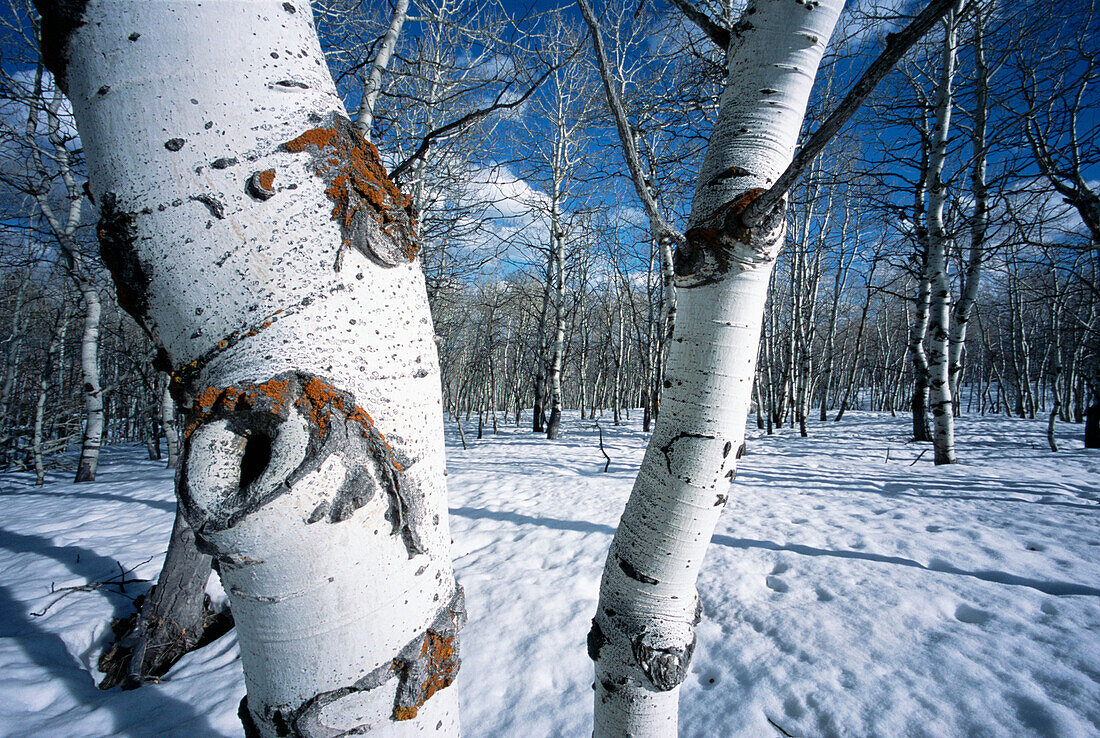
[{"left": 0, "top": 0, "right": 1097, "bottom": 736}]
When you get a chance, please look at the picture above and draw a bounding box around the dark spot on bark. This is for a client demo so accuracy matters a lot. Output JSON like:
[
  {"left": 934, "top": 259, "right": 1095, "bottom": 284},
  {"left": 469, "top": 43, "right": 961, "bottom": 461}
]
[
  {"left": 722, "top": 440, "right": 732, "bottom": 458},
  {"left": 283, "top": 2, "right": 296, "bottom": 11},
  {"left": 153, "top": 346, "right": 172, "bottom": 373},
  {"left": 632, "top": 630, "right": 696, "bottom": 692},
  {"left": 274, "top": 79, "right": 309, "bottom": 89},
  {"left": 190, "top": 193, "right": 225, "bottom": 219},
  {"left": 715, "top": 493, "right": 728, "bottom": 506},
  {"left": 97, "top": 192, "right": 152, "bottom": 327},
  {"left": 726, "top": 469, "right": 735, "bottom": 480},
  {"left": 164, "top": 138, "right": 185, "bottom": 151},
  {"left": 760, "top": 88, "right": 778, "bottom": 94},
  {"left": 618, "top": 554, "right": 658, "bottom": 585},
  {"left": 128, "top": 31, "right": 140, "bottom": 41},
  {"left": 83, "top": 382, "right": 93, "bottom": 393},
  {"left": 96, "top": 85, "right": 109, "bottom": 95},
  {"left": 33, "top": 0, "right": 88, "bottom": 93},
  {"left": 239, "top": 432, "right": 272, "bottom": 491},
  {"left": 204, "top": 121, "right": 214, "bottom": 130},
  {"left": 707, "top": 166, "right": 750, "bottom": 186},
  {"left": 392, "top": 586, "right": 466, "bottom": 721},
  {"left": 246, "top": 170, "right": 277, "bottom": 201},
  {"left": 211, "top": 157, "right": 238, "bottom": 169},
  {"left": 736, "top": 442, "right": 746, "bottom": 459},
  {"left": 663, "top": 379, "right": 672, "bottom": 389},
  {"left": 306, "top": 502, "right": 328, "bottom": 524},
  {"left": 587, "top": 619, "right": 606, "bottom": 661}
]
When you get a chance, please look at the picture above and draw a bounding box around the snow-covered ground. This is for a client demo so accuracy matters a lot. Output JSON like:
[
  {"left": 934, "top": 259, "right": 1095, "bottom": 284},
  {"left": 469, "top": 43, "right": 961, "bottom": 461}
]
[{"left": 0, "top": 411, "right": 1097, "bottom": 737}]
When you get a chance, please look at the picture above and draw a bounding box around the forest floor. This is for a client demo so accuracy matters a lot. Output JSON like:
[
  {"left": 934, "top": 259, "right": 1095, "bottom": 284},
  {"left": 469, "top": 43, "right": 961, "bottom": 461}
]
[{"left": 0, "top": 411, "right": 1097, "bottom": 737}]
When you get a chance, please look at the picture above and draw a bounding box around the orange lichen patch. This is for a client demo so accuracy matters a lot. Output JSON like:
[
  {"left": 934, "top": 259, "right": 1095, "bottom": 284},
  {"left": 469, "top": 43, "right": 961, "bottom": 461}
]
[
  {"left": 284, "top": 127, "right": 340, "bottom": 153},
  {"left": 283, "top": 117, "right": 419, "bottom": 266},
  {"left": 257, "top": 169, "right": 275, "bottom": 191},
  {"left": 182, "top": 379, "right": 293, "bottom": 440},
  {"left": 392, "top": 631, "right": 459, "bottom": 722}
]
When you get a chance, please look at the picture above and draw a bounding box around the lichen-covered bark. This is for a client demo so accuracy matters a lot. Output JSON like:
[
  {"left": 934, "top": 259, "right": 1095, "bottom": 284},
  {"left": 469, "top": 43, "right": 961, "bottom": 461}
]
[
  {"left": 48, "top": 2, "right": 460, "bottom": 735},
  {"left": 590, "top": 2, "right": 845, "bottom": 734}
]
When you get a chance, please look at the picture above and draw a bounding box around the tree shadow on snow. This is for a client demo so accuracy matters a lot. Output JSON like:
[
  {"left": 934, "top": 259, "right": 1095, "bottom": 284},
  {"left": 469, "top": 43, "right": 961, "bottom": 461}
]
[
  {"left": 0, "top": 487, "right": 176, "bottom": 512},
  {"left": 0, "top": 527, "right": 154, "bottom": 624},
  {"left": 448, "top": 507, "right": 1100, "bottom": 598},
  {"left": 0, "top": 584, "right": 219, "bottom": 737}
]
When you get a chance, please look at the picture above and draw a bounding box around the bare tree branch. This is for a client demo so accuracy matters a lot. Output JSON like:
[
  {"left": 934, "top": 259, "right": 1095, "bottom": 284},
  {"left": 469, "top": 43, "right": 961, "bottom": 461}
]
[
  {"left": 388, "top": 55, "right": 568, "bottom": 184},
  {"left": 744, "top": 0, "right": 961, "bottom": 226},
  {"left": 577, "top": 0, "right": 684, "bottom": 246},
  {"left": 663, "top": 0, "right": 729, "bottom": 49}
]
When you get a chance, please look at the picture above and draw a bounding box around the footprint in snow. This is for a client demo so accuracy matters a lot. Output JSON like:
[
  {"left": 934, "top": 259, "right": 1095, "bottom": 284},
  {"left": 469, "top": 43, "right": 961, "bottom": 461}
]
[
  {"left": 771, "top": 561, "right": 790, "bottom": 575},
  {"left": 955, "top": 603, "right": 992, "bottom": 625},
  {"left": 1040, "top": 601, "right": 1058, "bottom": 616},
  {"left": 815, "top": 586, "right": 834, "bottom": 602},
  {"left": 925, "top": 524, "right": 943, "bottom": 533},
  {"left": 766, "top": 576, "right": 789, "bottom": 593}
]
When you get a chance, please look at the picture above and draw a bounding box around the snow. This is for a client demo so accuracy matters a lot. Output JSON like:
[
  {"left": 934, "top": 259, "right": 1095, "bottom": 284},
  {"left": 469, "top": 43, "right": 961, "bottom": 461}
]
[{"left": 0, "top": 411, "right": 1097, "bottom": 737}]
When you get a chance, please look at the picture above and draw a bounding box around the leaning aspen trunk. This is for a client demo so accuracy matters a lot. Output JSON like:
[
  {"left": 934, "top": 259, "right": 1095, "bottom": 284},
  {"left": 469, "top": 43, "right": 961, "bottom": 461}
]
[
  {"left": 925, "top": 0, "right": 963, "bottom": 466},
  {"left": 44, "top": 2, "right": 462, "bottom": 735},
  {"left": 590, "top": 2, "right": 844, "bottom": 734}
]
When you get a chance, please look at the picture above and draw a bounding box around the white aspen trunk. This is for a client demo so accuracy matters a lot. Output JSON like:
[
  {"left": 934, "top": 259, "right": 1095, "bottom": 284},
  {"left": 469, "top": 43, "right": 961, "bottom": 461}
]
[
  {"left": 590, "top": 2, "right": 844, "bottom": 734},
  {"left": 546, "top": 205, "right": 566, "bottom": 439},
  {"left": 72, "top": 269, "right": 104, "bottom": 482},
  {"left": 159, "top": 372, "right": 181, "bottom": 469},
  {"left": 29, "top": 80, "right": 105, "bottom": 482},
  {"left": 925, "top": 0, "right": 963, "bottom": 465},
  {"left": 355, "top": 0, "right": 410, "bottom": 140},
  {"left": 45, "top": 2, "right": 461, "bottom": 735},
  {"left": 948, "top": 11, "right": 989, "bottom": 409}
]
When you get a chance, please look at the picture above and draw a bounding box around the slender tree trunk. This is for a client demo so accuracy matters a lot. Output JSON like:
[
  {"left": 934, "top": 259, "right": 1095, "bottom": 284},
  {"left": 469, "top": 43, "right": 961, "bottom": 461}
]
[
  {"left": 73, "top": 273, "right": 104, "bottom": 481},
  {"left": 546, "top": 210, "right": 566, "bottom": 439},
  {"left": 48, "top": 3, "right": 463, "bottom": 734},
  {"left": 589, "top": 3, "right": 844, "bottom": 733},
  {"left": 948, "top": 9, "right": 990, "bottom": 411},
  {"left": 33, "top": 308, "right": 67, "bottom": 486},
  {"left": 354, "top": 0, "right": 409, "bottom": 141},
  {"left": 925, "top": 0, "right": 963, "bottom": 465},
  {"left": 159, "top": 373, "right": 180, "bottom": 469}
]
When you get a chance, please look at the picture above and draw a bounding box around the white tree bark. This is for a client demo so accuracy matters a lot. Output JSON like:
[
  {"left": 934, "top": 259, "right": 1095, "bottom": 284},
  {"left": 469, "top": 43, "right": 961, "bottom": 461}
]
[
  {"left": 948, "top": 8, "right": 990, "bottom": 408},
  {"left": 28, "top": 79, "right": 105, "bottom": 483},
  {"left": 159, "top": 372, "right": 180, "bottom": 469},
  {"left": 43, "top": 1, "right": 461, "bottom": 734},
  {"left": 925, "top": 0, "right": 964, "bottom": 465},
  {"left": 355, "top": 0, "right": 411, "bottom": 141},
  {"left": 589, "top": 1, "right": 844, "bottom": 734}
]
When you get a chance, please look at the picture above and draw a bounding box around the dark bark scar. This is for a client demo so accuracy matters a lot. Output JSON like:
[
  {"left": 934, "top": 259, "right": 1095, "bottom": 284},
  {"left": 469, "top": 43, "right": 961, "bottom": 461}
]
[{"left": 179, "top": 371, "right": 423, "bottom": 557}]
